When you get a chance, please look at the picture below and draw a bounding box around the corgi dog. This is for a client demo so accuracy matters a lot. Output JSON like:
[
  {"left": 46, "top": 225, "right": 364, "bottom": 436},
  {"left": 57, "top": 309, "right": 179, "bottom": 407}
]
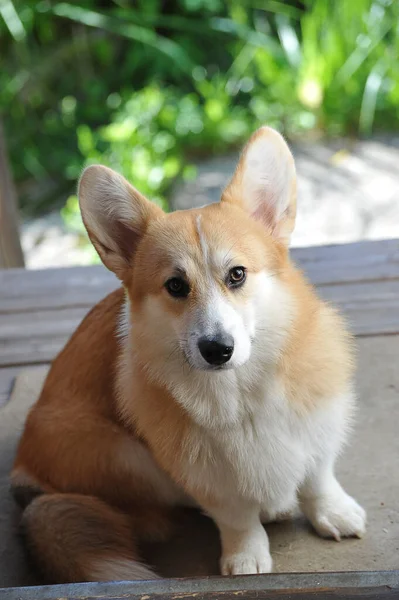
[{"left": 11, "top": 126, "right": 366, "bottom": 583}]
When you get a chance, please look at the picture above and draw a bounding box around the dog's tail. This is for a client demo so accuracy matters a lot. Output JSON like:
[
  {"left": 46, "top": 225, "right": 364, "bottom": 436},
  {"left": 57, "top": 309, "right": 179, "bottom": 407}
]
[{"left": 20, "top": 493, "right": 160, "bottom": 583}]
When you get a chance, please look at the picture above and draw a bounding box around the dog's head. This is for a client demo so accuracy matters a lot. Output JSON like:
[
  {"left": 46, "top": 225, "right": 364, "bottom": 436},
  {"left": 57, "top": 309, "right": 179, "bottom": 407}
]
[{"left": 78, "top": 127, "right": 296, "bottom": 374}]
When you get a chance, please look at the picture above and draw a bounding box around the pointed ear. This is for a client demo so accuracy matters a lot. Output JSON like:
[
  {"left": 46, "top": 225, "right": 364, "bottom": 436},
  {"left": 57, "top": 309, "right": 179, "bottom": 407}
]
[
  {"left": 78, "top": 165, "right": 163, "bottom": 279},
  {"left": 222, "top": 126, "right": 297, "bottom": 245}
]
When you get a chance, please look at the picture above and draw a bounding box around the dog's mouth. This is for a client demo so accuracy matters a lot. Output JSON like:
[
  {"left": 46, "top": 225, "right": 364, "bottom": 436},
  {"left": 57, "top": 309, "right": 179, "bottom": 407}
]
[
  {"left": 199, "top": 362, "right": 233, "bottom": 372},
  {"left": 181, "top": 348, "right": 236, "bottom": 372}
]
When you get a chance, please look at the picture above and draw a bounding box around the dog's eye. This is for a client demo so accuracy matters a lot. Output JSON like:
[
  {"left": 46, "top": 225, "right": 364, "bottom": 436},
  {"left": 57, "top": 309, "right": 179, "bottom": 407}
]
[
  {"left": 165, "top": 277, "right": 190, "bottom": 298},
  {"left": 228, "top": 267, "right": 246, "bottom": 288}
]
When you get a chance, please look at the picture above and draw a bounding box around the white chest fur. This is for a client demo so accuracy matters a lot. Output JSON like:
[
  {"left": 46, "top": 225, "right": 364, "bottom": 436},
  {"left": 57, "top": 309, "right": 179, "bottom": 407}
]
[{"left": 171, "top": 368, "right": 351, "bottom": 514}]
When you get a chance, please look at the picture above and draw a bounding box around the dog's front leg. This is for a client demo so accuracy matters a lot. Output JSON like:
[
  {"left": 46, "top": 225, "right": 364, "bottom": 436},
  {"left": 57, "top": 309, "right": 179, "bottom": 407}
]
[
  {"left": 298, "top": 457, "right": 366, "bottom": 541},
  {"left": 203, "top": 499, "right": 272, "bottom": 575}
]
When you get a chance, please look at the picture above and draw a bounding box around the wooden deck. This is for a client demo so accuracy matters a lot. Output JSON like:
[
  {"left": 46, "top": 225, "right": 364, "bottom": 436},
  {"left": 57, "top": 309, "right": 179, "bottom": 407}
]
[
  {"left": 0, "top": 238, "right": 398, "bottom": 597},
  {"left": 1, "top": 238, "right": 398, "bottom": 396}
]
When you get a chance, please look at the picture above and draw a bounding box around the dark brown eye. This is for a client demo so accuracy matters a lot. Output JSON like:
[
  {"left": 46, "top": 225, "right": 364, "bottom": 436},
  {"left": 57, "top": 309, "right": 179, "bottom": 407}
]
[
  {"left": 165, "top": 277, "right": 190, "bottom": 298},
  {"left": 228, "top": 267, "right": 246, "bottom": 288}
]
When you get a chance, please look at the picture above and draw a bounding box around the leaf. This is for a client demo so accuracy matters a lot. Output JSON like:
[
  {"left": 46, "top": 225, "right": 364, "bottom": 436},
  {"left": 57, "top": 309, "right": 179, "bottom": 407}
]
[
  {"left": 275, "top": 13, "right": 301, "bottom": 68},
  {"left": 359, "top": 61, "right": 387, "bottom": 135},
  {"left": 50, "top": 3, "right": 194, "bottom": 74},
  {"left": 336, "top": 19, "right": 392, "bottom": 86},
  {"left": 0, "top": 0, "right": 26, "bottom": 41}
]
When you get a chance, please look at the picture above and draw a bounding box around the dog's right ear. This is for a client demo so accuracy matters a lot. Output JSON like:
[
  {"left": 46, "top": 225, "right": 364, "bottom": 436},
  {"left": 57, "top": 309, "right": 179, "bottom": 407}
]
[
  {"left": 78, "top": 165, "right": 163, "bottom": 280},
  {"left": 221, "top": 127, "right": 296, "bottom": 246}
]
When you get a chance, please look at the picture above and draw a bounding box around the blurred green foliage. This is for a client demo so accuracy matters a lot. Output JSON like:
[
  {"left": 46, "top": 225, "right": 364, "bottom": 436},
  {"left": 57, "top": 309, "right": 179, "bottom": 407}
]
[{"left": 1, "top": 0, "right": 399, "bottom": 233}]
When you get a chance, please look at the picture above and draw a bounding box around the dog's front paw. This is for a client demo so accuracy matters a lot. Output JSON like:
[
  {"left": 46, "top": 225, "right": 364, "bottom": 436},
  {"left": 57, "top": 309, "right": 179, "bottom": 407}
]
[
  {"left": 303, "top": 490, "right": 366, "bottom": 541},
  {"left": 221, "top": 548, "right": 272, "bottom": 575},
  {"left": 220, "top": 526, "right": 272, "bottom": 575}
]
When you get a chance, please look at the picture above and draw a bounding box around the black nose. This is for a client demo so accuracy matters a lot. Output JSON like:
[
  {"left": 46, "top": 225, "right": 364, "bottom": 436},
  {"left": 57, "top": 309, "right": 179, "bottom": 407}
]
[{"left": 198, "top": 335, "right": 234, "bottom": 366}]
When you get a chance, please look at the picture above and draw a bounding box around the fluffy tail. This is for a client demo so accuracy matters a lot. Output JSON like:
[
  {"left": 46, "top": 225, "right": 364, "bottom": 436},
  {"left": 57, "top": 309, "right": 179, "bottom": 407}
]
[{"left": 20, "top": 493, "right": 160, "bottom": 583}]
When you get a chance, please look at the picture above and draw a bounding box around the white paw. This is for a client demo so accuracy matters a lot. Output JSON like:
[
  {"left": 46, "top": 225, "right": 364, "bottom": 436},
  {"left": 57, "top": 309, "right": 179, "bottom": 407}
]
[
  {"left": 220, "top": 529, "right": 272, "bottom": 575},
  {"left": 304, "top": 491, "right": 366, "bottom": 541},
  {"left": 221, "top": 549, "right": 272, "bottom": 575}
]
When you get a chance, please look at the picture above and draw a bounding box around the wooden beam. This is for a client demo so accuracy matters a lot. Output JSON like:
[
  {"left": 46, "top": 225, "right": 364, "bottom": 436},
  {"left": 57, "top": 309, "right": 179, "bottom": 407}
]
[
  {"left": 0, "top": 239, "right": 398, "bottom": 314},
  {"left": 0, "top": 119, "right": 25, "bottom": 268},
  {"left": 0, "top": 570, "right": 398, "bottom": 600}
]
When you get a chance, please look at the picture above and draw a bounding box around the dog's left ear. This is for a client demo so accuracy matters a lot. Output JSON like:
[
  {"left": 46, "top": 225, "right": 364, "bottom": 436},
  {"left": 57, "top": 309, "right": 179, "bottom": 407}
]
[{"left": 222, "top": 126, "right": 296, "bottom": 245}]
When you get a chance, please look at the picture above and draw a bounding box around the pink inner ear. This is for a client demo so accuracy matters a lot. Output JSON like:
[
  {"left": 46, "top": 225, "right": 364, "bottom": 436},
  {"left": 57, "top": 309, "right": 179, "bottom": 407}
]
[{"left": 252, "top": 191, "right": 276, "bottom": 230}]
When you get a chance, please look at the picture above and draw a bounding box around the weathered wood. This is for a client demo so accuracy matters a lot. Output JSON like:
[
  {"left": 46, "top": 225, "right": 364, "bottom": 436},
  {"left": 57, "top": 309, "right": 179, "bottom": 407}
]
[
  {"left": 294, "top": 239, "right": 399, "bottom": 286},
  {"left": 0, "top": 306, "right": 88, "bottom": 366},
  {"left": 0, "top": 240, "right": 398, "bottom": 313},
  {"left": 0, "top": 239, "right": 397, "bottom": 366},
  {"left": 0, "top": 241, "right": 398, "bottom": 595},
  {"left": 0, "top": 120, "right": 24, "bottom": 269},
  {"left": 0, "top": 265, "right": 119, "bottom": 314},
  {"left": 0, "top": 365, "right": 47, "bottom": 408},
  {"left": 0, "top": 571, "right": 398, "bottom": 600},
  {"left": 1, "top": 336, "right": 399, "bottom": 588},
  {"left": 0, "top": 278, "right": 398, "bottom": 367},
  {"left": 318, "top": 279, "right": 399, "bottom": 336},
  {"left": 293, "top": 238, "right": 398, "bottom": 263},
  {"left": 0, "top": 367, "right": 19, "bottom": 408}
]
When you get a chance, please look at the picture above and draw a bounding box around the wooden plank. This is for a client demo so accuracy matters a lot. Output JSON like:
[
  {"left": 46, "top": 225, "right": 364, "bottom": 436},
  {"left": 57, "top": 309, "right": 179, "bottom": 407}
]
[
  {"left": 0, "top": 266, "right": 118, "bottom": 313},
  {"left": 0, "top": 240, "right": 398, "bottom": 313},
  {"left": 0, "top": 367, "right": 19, "bottom": 408},
  {"left": 319, "top": 279, "right": 399, "bottom": 336},
  {"left": 0, "top": 307, "right": 88, "bottom": 366},
  {"left": 0, "top": 365, "right": 47, "bottom": 408},
  {"left": 0, "top": 119, "right": 24, "bottom": 269},
  {"left": 0, "top": 570, "right": 398, "bottom": 600},
  {"left": 293, "top": 238, "right": 399, "bottom": 263},
  {"left": 295, "top": 239, "right": 399, "bottom": 286},
  {"left": 0, "top": 240, "right": 397, "bottom": 367},
  {"left": 0, "top": 279, "right": 398, "bottom": 367}
]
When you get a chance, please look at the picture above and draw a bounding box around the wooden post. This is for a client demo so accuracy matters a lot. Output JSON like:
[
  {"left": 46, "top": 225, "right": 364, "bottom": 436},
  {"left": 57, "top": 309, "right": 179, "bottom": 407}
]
[{"left": 0, "top": 118, "right": 25, "bottom": 268}]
